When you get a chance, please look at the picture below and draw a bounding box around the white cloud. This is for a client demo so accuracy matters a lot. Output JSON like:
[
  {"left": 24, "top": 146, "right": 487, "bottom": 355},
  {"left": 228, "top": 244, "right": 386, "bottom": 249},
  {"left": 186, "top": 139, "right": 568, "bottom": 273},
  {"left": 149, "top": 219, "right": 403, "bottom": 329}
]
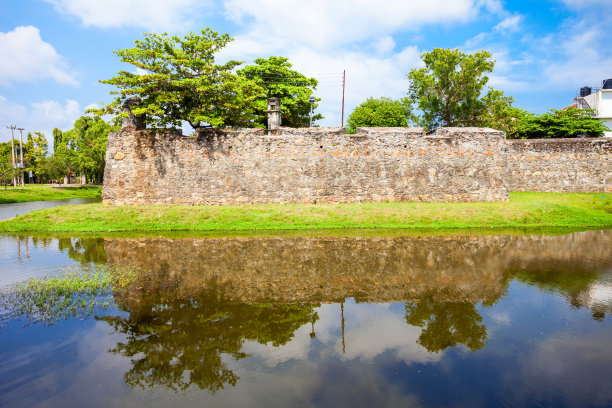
[
  {"left": 0, "top": 26, "right": 78, "bottom": 87},
  {"left": 543, "top": 28, "right": 612, "bottom": 87},
  {"left": 0, "top": 96, "right": 83, "bottom": 149},
  {"left": 559, "top": 0, "right": 612, "bottom": 8},
  {"left": 223, "top": 0, "right": 501, "bottom": 50},
  {"left": 493, "top": 14, "right": 523, "bottom": 33},
  {"left": 45, "top": 0, "right": 211, "bottom": 32},
  {"left": 372, "top": 36, "right": 396, "bottom": 55}
]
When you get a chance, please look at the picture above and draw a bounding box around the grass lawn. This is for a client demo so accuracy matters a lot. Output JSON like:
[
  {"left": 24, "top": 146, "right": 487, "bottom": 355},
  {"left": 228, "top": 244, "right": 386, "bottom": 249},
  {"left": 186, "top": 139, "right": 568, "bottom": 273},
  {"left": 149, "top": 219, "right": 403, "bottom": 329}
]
[
  {"left": 0, "top": 186, "right": 102, "bottom": 204},
  {"left": 0, "top": 192, "right": 609, "bottom": 233}
]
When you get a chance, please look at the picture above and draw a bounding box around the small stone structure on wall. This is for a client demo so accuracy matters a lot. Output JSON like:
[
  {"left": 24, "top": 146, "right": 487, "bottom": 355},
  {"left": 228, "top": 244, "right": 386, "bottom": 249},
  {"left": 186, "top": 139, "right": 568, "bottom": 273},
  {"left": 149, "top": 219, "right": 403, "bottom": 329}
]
[{"left": 103, "top": 125, "right": 510, "bottom": 205}]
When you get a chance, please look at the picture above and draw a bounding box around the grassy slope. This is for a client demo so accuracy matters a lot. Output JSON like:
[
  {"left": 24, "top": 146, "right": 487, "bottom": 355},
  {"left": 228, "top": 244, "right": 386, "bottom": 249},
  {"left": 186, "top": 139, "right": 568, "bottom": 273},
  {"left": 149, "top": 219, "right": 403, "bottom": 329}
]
[
  {"left": 0, "top": 192, "right": 610, "bottom": 233},
  {"left": 0, "top": 186, "right": 102, "bottom": 204}
]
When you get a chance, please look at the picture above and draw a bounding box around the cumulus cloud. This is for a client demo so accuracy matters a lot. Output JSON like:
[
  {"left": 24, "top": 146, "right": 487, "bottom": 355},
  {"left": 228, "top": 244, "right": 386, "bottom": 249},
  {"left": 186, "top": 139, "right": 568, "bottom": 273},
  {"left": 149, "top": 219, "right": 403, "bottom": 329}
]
[
  {"left": 0, "top": 96, "right": 82, "bottom": 148},
  {"left": 223, "top": 0, "right": 501, "bottom": 50},
  {"left": 45, "top": 0, "right": 211, "bottom": 32},
  {"left": 0, "top": 26, "right": 78, "bottom": 87},
  {"left": 493, "top": 14, "right": 523, "bottom": 33},
  {"left": 542, "top": 28, "right": 612, "bottom": 87}
]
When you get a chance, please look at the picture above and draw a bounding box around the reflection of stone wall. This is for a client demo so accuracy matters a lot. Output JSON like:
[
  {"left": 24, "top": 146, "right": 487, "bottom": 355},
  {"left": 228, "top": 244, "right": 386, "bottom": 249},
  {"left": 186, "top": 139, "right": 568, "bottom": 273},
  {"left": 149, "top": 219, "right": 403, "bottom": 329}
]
[
  {"left": 102, "top": 126, "right": 509, "bottom": 205},
  {"left": 104, "top": 230, "right": 612, "bottom": 304},
  {"left": 507, "top": 138, "right": 611, "bottom": 193}
]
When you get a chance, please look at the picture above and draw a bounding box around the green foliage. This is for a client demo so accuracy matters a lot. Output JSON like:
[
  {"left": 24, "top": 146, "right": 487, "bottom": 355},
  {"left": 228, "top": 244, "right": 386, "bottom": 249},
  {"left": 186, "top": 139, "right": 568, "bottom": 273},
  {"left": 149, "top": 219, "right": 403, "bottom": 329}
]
[
  {"left": 237, "top": 56, "right": 322, "bottom": 127},
  {"left": 24, "top": 132, "right": 49, "bottom": 176},
  {"left": 0, "top": 156, "right": 20, "bottom": 189},
  {"left": 346, "top": 97, "right": 413, "bottom": 133},
  {"left": 53, "top": 128, "right": 63, "bottom": 153},
  {"left": 509, "top": 107, "right": 608, "bottom": 139},
  {"left": 407, "top": 48, "right": 512, "bottom": 130},
  {"left": 62, "top": 116, "right": 118, "bottom": 183},
  {"left": 94, "top": 29, "right": 263, "bottom": 130},
  {"left": 36, "top": 153, "right": 70, "bottom": 182},
  {"left": 0, "top": 266, "right": 136, "bottom": 326}
]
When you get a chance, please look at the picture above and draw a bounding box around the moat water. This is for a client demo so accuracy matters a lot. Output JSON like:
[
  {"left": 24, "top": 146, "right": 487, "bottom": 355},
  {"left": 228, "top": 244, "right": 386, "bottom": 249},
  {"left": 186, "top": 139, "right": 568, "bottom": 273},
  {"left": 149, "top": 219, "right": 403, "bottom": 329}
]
[{"left": 0, "top": 230, "right": 611, "bottom": 407}]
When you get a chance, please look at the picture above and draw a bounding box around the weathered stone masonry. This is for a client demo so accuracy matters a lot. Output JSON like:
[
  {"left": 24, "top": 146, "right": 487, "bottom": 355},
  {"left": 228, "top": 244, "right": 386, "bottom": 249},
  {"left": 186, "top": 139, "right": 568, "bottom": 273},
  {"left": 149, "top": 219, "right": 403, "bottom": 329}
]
[
  {"left": 103, "top": 126, "right": 611, "bottom": 205},
  {"left": 507, "top": 138, "right": 611, "bottom": 193},
  {"left": 103, "top": 126, "right": 510, "bottom": 205}
]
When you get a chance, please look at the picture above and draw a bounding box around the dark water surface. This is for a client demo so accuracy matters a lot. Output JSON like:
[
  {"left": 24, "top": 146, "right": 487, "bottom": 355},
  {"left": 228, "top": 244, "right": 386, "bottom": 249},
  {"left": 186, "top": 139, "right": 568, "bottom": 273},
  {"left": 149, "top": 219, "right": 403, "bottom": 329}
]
[
  {"left": 0, "top": 198, "right": 101, "bottom": 221},
  {"left": 0, "top": 230, "right": 611, "bottom": 407}
]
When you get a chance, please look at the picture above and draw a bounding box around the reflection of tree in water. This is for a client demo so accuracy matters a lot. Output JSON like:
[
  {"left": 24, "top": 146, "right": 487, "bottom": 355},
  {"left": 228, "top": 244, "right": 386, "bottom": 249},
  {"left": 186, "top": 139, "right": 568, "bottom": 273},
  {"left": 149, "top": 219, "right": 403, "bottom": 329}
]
[
  {"left": 99, "top": 290, "right": 318, "bottom": 392},
  {"left": 58, "top": 237, "right": 106, "bottom": 265},
  {"left": 405, "top": 293, "right": 487, "bottom": 353}
]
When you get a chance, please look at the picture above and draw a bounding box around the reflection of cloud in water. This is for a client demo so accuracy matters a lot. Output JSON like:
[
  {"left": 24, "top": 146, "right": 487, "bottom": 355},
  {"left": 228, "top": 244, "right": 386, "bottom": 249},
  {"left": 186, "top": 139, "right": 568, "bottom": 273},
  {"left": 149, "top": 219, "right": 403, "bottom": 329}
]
[
  {"left": 0, "top": 321, "right": 130, "bottom": 408},
  {"left": 340, "top": 302, "right": 442, "bottom": 364},
  {"left": 221, "top": 358, "right": 424, "bottom": 408},
  {"left": 508, "top": 334, "right": 612, "bottom": 406},
  {"left": 242, "top": 301, "right": 441, "bottom": 368},
  {"left": 488, "top": 311, "right": 511, "bottom": 325}
]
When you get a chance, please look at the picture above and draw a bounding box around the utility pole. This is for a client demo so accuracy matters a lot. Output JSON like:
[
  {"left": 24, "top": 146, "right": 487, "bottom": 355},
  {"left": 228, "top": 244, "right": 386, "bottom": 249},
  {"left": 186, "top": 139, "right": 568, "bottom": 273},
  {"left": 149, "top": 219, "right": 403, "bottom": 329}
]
[
  {"left": 341, "top": 70, "right": 346, "bottom": 128},
  {"left": 18, "top": 128, "right": 25, "bottom": 186},
  {"left": 6, "top": 125, "right": 17, "bottom": 186}
]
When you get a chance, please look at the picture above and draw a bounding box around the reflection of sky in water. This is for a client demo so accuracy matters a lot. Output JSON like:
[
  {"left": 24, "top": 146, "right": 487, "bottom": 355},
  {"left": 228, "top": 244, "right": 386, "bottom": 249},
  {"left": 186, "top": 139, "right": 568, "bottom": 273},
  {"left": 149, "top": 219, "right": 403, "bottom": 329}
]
[
  {"left": 2, "top": 286, "right": 611, "bottom": 407},
  {"left": 1, "top": 231, "right": 612, "bottom": 407},
  {"left": 0, "top": 236, "right": 83, "bottom": 287},
  {"left": 0, "top": 198, "right": 101, "bottom": 221}
]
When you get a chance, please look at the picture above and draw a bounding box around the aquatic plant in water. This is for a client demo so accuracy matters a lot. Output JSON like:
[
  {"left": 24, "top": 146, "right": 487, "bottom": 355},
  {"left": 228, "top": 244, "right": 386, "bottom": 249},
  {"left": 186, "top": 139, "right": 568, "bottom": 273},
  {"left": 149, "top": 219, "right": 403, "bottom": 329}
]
[{"left": 0, "top": 265, "right": 137, "bottom": 326}]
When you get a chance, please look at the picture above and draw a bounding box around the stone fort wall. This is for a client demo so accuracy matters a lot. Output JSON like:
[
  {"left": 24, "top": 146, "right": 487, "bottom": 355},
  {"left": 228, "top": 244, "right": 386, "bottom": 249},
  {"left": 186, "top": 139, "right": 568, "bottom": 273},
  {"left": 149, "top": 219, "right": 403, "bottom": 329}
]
[
  {"left": 507, "top": 138, "right": 611, "bottom": 192},
  {"left": 103, "top": 126, "right": 509, "bottom": 205},
  {"left": 103, "top": 126, "right": 611, "bottom": 205}
]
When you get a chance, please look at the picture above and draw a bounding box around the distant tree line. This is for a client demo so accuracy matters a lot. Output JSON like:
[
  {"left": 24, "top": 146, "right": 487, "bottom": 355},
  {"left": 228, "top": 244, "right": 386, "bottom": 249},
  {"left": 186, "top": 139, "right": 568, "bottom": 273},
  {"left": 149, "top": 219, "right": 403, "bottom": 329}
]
[{"left": 0, "top": 116, "right": 118, "bottom": 187}]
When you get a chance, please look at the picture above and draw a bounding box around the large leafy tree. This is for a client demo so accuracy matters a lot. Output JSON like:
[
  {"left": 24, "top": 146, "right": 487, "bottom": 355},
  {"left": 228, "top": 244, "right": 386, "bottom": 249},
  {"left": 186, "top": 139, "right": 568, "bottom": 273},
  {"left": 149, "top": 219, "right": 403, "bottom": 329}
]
[
  {"left": 94, "top": 29, "right": 263, "bottom": 130},
  {"left": 62, "top": 116, "right": 118, "bottom": 183},
  {"left": 238, "top": 56, "right": 322, "bottom": 127},
  {"left": 346, "top": 97, "right": 413, "bottom": 133},
  {"left": 509, "top": 107, "right": 608, "bottom": 139},
  {"left": 407, "top": 48, "right": 512, "bottom": 130}
]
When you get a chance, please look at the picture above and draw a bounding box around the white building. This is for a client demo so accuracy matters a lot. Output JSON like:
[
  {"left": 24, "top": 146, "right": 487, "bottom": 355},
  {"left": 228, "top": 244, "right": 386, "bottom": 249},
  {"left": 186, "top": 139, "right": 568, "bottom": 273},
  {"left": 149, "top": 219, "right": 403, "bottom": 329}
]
[{"left": 575, "top": 79, "right": 612, "bottom": 137}]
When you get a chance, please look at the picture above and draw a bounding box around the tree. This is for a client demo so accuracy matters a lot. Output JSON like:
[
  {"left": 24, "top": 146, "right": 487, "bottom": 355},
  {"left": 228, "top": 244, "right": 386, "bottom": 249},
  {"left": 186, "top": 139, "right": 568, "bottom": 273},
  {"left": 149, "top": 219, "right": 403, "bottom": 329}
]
[
  {"left": 237, "top": 56, "right": 322, "bottom": 127},
  {"left": 0, "top": 156, "right": 19, "bottom": 189},
  {"left": 346, "top": 97, "right": 413, "bottom": 133},
  {"left": 63, "top": 116, "right": 118, "bottom": 183},
  {"left": 25, "top": 132, "right": 49, "bottom": 182},
  {"left": 509, "top": 107, "right": 608, "bottom": 139},
  {"left": 53, "top": 128, "right": 63, "bottom": 153},
  {"left": 407, "top": 48, "right": 511, "bottom": 130},
  {"left": 94, "top": 29, "right": 263, "bottom": 130},
  {"left": 36, "top": 154, "right": 70, "bottom": 184}
]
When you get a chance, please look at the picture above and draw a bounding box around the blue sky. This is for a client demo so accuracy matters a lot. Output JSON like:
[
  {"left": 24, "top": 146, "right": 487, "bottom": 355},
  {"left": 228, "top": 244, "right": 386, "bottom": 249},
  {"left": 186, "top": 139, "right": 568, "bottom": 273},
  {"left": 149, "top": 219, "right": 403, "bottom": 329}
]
[{"left": 1, "top": 0, "right": 611, "bottom": 146}]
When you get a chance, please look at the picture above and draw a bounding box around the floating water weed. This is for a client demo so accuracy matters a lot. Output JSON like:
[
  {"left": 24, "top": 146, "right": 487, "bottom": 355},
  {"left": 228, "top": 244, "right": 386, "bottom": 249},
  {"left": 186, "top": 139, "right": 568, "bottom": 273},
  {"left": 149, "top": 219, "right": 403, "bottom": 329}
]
[{"left": 0, "top": 265, "right": 139, "bottom": 326}]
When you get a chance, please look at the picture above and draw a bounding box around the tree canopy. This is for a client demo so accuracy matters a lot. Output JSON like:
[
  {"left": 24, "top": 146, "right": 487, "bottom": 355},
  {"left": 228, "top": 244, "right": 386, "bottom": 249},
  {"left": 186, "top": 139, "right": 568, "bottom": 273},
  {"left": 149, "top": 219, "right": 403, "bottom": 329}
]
[
  {"left": 407, "top": 48, "right": 513, "bottom": 130},
  {"left": 237, "top": 56, "right": 322, "bottom": 127},
  {"left": 346, "top": 97, "right": 413, "bottom": 133},
  {"left": 508, "top": 107, "right": 608, "bottom": 139},
  {"left": 94, "top": 29, "right": 263, "bottom": 130}
]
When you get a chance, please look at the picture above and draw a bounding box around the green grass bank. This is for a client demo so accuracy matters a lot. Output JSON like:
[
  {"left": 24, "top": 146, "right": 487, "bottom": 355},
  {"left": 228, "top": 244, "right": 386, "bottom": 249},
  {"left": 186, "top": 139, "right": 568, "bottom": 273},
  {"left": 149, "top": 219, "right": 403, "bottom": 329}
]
[
  {"left": 0, "top": 192, "right": 610, "bottom": 233},
  {"left": 0, "top": 186, "right": 102, "bottom": 204}
]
